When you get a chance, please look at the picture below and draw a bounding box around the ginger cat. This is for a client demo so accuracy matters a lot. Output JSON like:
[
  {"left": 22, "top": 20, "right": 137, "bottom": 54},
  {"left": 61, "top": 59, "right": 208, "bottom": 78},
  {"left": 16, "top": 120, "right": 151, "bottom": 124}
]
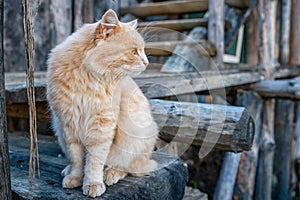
[{"left": 46, "top": 9, "right": 158, "bottom": 198}]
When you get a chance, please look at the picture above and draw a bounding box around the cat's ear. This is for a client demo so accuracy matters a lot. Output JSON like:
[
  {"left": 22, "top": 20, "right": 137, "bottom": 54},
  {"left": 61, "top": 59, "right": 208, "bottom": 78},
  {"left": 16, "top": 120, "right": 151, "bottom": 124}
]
[
  {"left": 95, "top": 9, "right": 121, "bottom": 40},
  {"left": 102, "top": 9, "right": 120, "bottom": 27},
  {"left": 126, "top": 19, "right": 138, "bottom": 29}
]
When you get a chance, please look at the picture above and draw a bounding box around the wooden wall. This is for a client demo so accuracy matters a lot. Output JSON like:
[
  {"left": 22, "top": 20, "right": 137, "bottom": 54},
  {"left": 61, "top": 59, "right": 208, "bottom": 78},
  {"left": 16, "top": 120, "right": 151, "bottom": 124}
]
[{"left": 3, "top": 0, "right": 119, "bottom": 72}]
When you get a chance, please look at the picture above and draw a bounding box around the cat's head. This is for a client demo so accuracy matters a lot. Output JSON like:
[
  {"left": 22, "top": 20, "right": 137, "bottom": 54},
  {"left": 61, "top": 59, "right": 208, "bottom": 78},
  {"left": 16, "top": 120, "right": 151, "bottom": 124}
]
[{"left": 83, "top": 9, "right": 149, "bottom": 77}]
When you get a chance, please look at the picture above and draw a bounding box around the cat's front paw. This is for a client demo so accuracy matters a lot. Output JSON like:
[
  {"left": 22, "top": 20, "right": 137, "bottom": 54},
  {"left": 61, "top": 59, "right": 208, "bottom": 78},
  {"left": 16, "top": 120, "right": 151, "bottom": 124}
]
[
  {"left": 62, "top": 175, "right": 82, "bottom": 188},
  {"left": 104, "top": 168, "right": 127, "bottom": 186},
  {"left": 83, "top": 183, "right": 106, "bottom": 198}
]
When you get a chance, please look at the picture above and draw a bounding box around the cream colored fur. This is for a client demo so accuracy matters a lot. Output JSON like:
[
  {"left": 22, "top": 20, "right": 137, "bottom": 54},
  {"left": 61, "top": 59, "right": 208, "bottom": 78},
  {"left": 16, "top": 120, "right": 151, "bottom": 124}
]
[{"left": 46, "top": 9, "right": 158, "bottom": 198}]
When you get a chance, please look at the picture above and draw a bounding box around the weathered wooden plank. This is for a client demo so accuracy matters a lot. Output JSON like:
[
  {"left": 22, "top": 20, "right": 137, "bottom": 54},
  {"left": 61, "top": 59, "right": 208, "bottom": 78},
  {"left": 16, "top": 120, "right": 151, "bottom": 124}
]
[
  {"left": 4, "top": 71, "right": 261, "bottom": 103},
  {"left": 145, "top": 40, "right": 216, "bottom": 57},
  {"left": 120, "top": 0, "right": 251, "bottom": 17},
  {"left": 9, "top": 133, "right": 188, "bottom": 200},
  {"left": 120, "top": 0, "right": 209, "bottom": 17},
  {"left": 208, "top": 0, "right": 224, "bottom": 69},
  {"left": 0, "top": 0, "right": 11, "bottom": 198},
  {"left": 252, "top": 77, "right": 300, "bottom": 100},
  {"left": 150, "top": 99, "right": 255, "bottom": 152},
  {"left": 138, "top": 71, "right": 260, "bottom": 98}
]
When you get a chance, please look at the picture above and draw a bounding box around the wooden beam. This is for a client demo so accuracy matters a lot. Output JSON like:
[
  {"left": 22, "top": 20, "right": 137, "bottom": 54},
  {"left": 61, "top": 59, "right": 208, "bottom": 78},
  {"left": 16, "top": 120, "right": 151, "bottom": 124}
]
[
  {"left": 0, "top": 0, "right": 11, "bottom": 198},
  {"left": 151, "top": 99, "right": 255, "bottom": 152},
  {"left": 120, "top": 0, "right": 209, "bottom": 17},
  {"left": 252, "top": 77, "right": 300, "bottom": 100},
  {"left": 145, "top": 40, "right": 216, "bottom": 57},
  {"left": 208, "top": 0, "right": 224, "bottom": 69},
  {"left": 120, "top": 0, "right": 251, "bottom": 17}
]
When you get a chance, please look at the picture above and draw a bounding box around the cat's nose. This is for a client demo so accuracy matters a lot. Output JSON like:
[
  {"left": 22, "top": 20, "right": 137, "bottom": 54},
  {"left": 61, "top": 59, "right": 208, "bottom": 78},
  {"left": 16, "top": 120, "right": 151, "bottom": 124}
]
[{"left": 143, "top": 59, "right": 149, "bottom": 67}]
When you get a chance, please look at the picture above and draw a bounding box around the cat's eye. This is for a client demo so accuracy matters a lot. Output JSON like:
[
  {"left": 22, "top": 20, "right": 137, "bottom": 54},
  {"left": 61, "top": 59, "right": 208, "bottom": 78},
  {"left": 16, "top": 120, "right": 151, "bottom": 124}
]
[{"left": 131, "top": 49, "right": 138, "bottom": 55}]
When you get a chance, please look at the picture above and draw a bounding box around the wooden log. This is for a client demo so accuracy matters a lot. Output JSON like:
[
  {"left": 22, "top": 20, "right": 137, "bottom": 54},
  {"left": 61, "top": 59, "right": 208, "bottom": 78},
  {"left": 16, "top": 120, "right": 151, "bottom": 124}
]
[
  {"left": 273, "top": 99, "right": 294, "bottom": 200},
  {"left": 5, "top": 98, "right": 255, "bottom": 152},
  {"left": 233, "top": 91, "right": 263, "bottom": 200},
  {"left": 120, "top": 0, "right": 209, "bottom": 17},
  {"left": 150, "top": 99, "right": 255, "bottom": 152},
  {"left": 289, "top": 0, "right": 300, "bottom": 64},
  {"left": 9, "top": 133, "right": 188, "bottom": 200},
  {"left": 208, "top": 0, "right": 224, "bottom": 69},
  {"left": 0, "top": 0, "right": 11, "bottom": 198},
  {"left": 252, "top": 77, "right": 300, "bottom": 100},
  {"left": 256, "top": 1, "right": 277, "bottom": 200},
  {"left": 214, "top": 152, "right": 241, "bottom": 200},
  {"left": 145, "top": 40, "right": 216, "bottom": 57}
]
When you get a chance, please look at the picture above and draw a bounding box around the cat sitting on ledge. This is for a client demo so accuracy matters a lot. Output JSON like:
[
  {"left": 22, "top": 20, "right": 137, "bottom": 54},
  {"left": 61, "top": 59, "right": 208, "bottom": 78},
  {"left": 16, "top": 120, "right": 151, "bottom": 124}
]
[{"left": 46, "top": 9, "right": 158, "bottom": 198}]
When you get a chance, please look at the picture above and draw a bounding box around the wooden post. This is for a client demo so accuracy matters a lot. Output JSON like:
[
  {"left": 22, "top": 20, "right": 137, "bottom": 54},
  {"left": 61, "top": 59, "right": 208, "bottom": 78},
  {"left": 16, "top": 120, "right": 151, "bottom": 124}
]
[
  {"left": 50, "top": 0, "right": 72, "bottom": 44},
  {"left": 294, "top": 103, "right": 300, "bottom": 196},
  {"left": 208, "top": 0, "right": 224, "bottom": 69},
  {"left": 256, "top": 0, "right": 277, "bottom": 200},
  {"left": 0, "top": 0, "right": 12, "bottom": 198},
  {"left": 273, "top": 100, "right": 294, "bottom": 200},
  {"left": 233, "top": 91, "right": 263, "bottom": 200},
  {"left": 214, "top": 153, "right": 241, "bottom": 200},
  {"left": 279, "top": 0, "right": 291, "bottom": 64},
  {"left": 272, "top": 2, "right": 293, "bottom": 199}
]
